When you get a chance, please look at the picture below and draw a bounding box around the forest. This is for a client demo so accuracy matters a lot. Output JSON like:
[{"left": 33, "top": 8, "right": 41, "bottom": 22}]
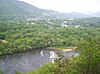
[
  {"left": 0, "top": 0, "right": 100, "bottom": 74},
  {"left": 17, "top": 37, "right": 100, "bottom": 74},
  {"left": 0, "top": 17, "right": 100, "bottom": 74},
  {"left": 0, "top": 18, "right": 100, "bottom": 55}
]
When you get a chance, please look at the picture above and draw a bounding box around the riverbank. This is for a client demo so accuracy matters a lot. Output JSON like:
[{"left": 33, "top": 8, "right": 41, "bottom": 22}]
[
  {"left": 0, "top": 48, "right": 78, "bottom": 74},
  {"left": 0, "top": 47, "right": 77, "bottom": 56},
  {"left": 45, "top": 47, "right": 77, "bottom": 52},
  {"left": 62, "top": 47, "right": 77, "bottom": 52}
]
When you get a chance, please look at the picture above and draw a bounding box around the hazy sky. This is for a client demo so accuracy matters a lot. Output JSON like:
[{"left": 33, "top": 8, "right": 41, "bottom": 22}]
[{"left": 19, "top": 0, "right": 100, "bottom": 14}]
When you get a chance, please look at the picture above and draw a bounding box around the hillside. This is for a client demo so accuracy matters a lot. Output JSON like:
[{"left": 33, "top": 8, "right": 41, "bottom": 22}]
[
  {"left": 0, "top": 0, "right": 91, "bottom": 20},
  {"left": 0, "top": 0, "right": 45, "bottom": 20}
]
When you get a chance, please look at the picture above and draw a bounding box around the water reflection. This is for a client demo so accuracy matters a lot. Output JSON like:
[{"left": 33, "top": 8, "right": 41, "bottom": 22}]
[{"left": 0, "top": 49, "right": 78, "bottom": 74}]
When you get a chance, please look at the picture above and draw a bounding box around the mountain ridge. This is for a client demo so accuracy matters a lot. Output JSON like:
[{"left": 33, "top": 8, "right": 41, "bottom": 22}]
[{"left": 0, "top": 0, "right": 97, "bottom": 20}]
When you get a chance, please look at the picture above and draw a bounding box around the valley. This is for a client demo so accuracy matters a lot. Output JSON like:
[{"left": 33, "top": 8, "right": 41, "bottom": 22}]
[{"left": 0, "top": 0, "right": 100, "bottom": 74}]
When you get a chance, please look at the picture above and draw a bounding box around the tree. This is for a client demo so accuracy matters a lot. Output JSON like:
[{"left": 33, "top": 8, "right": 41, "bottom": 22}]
[{"left": 74, "top": 37, "right": 100, "bottom": 74}]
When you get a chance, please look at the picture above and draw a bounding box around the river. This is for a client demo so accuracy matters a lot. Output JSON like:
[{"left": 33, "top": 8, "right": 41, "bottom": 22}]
[{"left": 0, "top": 49, "right": 78, "bottom": 74}]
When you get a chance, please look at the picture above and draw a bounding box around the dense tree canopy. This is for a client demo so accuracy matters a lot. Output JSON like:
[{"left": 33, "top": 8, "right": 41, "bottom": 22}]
[
  {"left": 0, "top": 18, "right": 100, "bottom": 55},
  {"left": 17, "top": 37, "right": 100, "bottom": 74},
  {"left": 0, "top": 17, "right": 100, "bottom": 74}
]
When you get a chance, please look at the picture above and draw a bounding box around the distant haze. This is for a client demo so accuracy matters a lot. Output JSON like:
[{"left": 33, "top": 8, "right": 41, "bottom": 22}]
[{"left": 19, "top": 0, "right": 100, "bottom": 14}]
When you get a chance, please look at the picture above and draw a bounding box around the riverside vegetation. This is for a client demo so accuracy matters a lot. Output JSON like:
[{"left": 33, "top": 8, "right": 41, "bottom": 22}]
[
  {"left": 0, "top": 18, "right": 100, "bottom": 55},
  {"left": 0, "top": 17, "right": 100, "bottom": 74},
  {"left": 16, "top": 37, "right": 100, "bottom": 74},
  {"left": 0, "top": 0, "right": 100, "bottom": 74}
]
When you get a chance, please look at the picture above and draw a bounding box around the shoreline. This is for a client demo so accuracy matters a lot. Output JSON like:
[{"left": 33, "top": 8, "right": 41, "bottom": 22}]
[
  {"left": 0, "top": 47, "right": 77, "bottom": 56},
  {"left": 45, "top": 47, "right": 77, "bottom": 52},
  {"left": 62, "top": 47, "right": 77, "bottom": 52}
]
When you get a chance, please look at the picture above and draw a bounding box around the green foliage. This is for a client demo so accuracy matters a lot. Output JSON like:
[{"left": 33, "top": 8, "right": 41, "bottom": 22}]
[
  {"left": 0, "top": 17, "right": 100, "bottom": 73},
  {"left": 0, "top": 0, "right": 45, "bottom": 20},
  {"left": 18, "top": 37, "right": 100, "bottom": 74},
  {"left": 0, "top": 1, "right": 100, "bottom": 73},
  {"left": 0, "top": 17, "right": 100, "bottom": 55},
  {"left": 0, "top": 33, "right": 6, "bottom": 39},
  {"left": 75, "top": 38, "right": 100, "bottom": 74},
  {"left": 0, "top": 71, "right": 3, "bottom": 74}
]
